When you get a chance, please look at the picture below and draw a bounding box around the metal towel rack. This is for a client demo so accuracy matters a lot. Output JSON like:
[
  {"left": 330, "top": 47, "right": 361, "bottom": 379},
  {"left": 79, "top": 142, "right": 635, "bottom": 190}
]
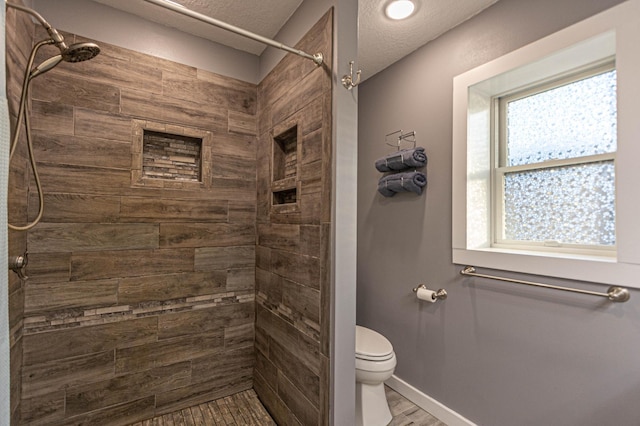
[{"left": 460, "top": 266, "right": 630, "bottom": 303}]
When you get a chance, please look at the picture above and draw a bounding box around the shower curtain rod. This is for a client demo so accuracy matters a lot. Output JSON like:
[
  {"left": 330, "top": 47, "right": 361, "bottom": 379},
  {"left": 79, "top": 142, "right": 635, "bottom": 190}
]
[{"left": 142, "top": 0, "right": 324, "bottom": 66}]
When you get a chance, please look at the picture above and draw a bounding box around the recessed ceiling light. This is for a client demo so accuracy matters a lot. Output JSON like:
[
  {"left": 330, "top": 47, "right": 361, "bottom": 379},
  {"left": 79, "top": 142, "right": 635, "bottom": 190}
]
[{"left": 385, "top": 0, "right": 415, "bottom": 20}]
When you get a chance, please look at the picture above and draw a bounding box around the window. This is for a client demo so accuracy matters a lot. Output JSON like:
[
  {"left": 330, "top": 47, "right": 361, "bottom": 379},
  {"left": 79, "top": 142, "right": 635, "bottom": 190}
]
[
  {"left": 452, "top": 0, "right": 640, "bottom": 288},
  {"left": 494, "top": 64, "right": 617, "bottom": 256}
]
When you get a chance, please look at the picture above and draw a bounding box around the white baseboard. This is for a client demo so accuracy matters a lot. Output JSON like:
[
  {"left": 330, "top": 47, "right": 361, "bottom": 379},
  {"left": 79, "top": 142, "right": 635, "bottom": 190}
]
[{"left": 385, "top": 375, "right": 477, "bottom": 426}]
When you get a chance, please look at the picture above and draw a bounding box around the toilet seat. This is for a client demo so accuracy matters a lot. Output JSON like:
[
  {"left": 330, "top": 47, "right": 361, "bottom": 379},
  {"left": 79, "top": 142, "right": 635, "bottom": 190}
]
[{"left": 356, "top": 325, "right": 394, "bottom": 361}]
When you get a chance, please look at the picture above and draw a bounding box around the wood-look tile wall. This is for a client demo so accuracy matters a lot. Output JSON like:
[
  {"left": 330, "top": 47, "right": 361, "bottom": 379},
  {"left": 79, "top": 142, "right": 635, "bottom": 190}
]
[
  {"left": 6, "top": 1, "right": 33, "bottom": 423},
  {"left": 254, "top": 10, "right": 333, "bottom": 426},
  {"left": 13, "top": 26, "right": 259, "bottom": 425}
]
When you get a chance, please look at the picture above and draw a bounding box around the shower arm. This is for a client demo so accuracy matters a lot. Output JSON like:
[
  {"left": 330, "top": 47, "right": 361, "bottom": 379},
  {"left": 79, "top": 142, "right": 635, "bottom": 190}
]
[
  {"left": 142, "top": 0, "right": 324, "bottom": 66},
  {"left": 6, "top": 2, "right": 67, "bottom": 49}
]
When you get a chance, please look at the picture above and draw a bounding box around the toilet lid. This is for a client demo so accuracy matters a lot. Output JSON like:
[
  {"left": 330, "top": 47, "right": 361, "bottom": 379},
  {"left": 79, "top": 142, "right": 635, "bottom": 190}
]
[{"left": 355, "top": 325, "right": 394, "bottom": 360}]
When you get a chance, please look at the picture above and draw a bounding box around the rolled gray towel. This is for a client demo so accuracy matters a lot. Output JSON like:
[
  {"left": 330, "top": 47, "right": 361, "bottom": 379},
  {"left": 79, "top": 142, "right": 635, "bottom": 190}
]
[
  {"left": 375, "top": 147, "right": 427, "bottom": 172},
  {"left": 377, "top": 171, "right": 427, "bottom": 197}
]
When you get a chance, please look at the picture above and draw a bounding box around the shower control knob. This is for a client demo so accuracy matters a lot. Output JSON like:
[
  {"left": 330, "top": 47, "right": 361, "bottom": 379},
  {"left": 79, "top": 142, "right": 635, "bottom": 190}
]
[{"left": 8, "top": 252, "right": 28, "bottom": 280}]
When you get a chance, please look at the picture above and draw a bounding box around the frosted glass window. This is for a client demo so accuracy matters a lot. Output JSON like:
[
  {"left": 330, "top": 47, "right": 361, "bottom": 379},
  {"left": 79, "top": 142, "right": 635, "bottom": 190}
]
[
  {"left": 497, "top": 65, "right": 617, "bottom": 249},
  {"left": 503, "top": 161, "right": 615, "bottom": 245},
  {"left": 506, "top": 70, "right": 617, "bottom": 167}
]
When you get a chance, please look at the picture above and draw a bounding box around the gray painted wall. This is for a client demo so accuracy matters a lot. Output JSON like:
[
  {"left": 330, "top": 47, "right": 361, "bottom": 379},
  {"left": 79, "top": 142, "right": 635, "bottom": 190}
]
[{"left": 356, "top": 0, "right": 640, "bottom": 425}]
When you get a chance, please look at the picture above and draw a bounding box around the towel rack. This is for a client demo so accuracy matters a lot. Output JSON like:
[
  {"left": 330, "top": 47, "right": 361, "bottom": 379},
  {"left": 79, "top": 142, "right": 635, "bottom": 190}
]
[
  {"left": 385, "top": 130, "right": 416, "bottom": 150},
  {"left": 460, "top": 266, "right": 630, "bottom": 303}
]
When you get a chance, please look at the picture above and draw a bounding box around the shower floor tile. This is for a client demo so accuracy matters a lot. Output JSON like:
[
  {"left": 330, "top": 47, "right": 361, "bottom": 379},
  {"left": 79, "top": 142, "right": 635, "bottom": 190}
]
[
  {"left": 130, "top": 386, "right": 442, "bottom": 425},
  {"left": 130, "top": 389, "right": 275, "bottom": 425}
]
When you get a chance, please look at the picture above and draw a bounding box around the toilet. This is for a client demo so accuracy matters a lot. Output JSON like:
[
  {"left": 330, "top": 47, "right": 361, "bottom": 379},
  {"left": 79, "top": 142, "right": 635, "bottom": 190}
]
[{"left": 355, "top": 325, "right": 397, "bottom": 426}]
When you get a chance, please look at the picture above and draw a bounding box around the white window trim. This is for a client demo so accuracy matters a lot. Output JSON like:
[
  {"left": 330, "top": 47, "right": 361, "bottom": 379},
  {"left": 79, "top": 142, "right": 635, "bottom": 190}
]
[{"left": 452, "top": 0, "right": 640, "bottom": 288}]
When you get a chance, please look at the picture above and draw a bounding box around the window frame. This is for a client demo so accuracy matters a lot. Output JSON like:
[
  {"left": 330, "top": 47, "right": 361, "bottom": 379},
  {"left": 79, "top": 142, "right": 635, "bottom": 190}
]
[
  {"left": 492, "top": 62, "right": 617, "bottom": 256},
  {"left": 451, "top": 0, "right": 640, "bottom": 288}
]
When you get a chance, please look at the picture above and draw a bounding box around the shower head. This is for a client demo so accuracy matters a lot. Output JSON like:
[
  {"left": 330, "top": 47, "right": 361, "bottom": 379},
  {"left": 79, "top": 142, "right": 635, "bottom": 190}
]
[
  {"left": 29, "top": 42, "right": 101, "bottom": 79},
  {"left": 61, "top": 42, "right": 101, "bottom": 63}
]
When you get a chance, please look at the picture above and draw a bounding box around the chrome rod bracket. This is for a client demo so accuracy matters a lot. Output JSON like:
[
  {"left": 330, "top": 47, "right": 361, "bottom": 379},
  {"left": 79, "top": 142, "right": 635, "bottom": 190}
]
[
  {"left": 312, "top": 53, "right": 324, "bottom": 67},
  {"left": 607, "top": 286, "right": 630, "bottom": 303},
  {"left": 460, "top": 265, "right": 630, "bottom": 303},
  {"left": 342, "top": 60, "right": 361, "bottom": 90}
]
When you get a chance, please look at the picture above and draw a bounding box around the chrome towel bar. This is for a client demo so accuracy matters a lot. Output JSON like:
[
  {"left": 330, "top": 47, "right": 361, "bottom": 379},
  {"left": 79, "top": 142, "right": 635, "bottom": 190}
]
[{"left": 460, "top": 266, "right": 630, "bottom": 303}]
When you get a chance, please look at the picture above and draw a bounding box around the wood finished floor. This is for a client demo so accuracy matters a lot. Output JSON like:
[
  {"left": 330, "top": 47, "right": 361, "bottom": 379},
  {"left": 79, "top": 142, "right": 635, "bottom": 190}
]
[
  {"left": 386, "top": 386, "right": 447, "bottom": 426},
  {"left": 130, "top": 387, "right": 445, "bottom": 425}
]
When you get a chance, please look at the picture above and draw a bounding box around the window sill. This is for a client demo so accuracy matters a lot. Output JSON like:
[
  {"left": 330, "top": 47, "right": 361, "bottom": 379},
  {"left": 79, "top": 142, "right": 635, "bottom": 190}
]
[{"left": 453, "top": 247, "right": 640, "bottom": 288}]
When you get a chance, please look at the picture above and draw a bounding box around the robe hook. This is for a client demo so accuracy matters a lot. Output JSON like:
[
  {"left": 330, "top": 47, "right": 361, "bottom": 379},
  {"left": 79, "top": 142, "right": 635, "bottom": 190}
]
[{"left": 342, "top": 60, "right": 361, "bottom": 90}]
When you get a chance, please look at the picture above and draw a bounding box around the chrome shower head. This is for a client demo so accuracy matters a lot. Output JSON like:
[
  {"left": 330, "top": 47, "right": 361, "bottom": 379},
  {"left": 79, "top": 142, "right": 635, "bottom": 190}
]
[{"left": 61, "top": 42, "right": 101, "bottom": 63}]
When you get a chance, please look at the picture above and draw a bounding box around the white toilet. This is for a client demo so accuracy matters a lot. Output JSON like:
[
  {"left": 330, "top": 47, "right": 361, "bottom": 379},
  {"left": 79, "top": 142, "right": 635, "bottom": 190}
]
[{"left": 355, "top": 325, "right": 397, "bottom": 426}]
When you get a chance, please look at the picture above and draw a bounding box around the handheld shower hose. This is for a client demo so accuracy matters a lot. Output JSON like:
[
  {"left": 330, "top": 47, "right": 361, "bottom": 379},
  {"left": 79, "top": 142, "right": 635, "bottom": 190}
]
[{"left": 6, "top": 2, "right": 100, "bottom": 231}]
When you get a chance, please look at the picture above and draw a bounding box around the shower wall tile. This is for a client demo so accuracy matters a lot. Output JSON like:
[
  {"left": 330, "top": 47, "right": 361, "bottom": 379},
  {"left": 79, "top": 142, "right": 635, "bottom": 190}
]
[
  {"left": 31, "top": 72, "right": 121, "bottom": 114},
  {"left": 65, "top": 361, "right": 192, "bottom": 416},
  {"left": 224, "top": 323, "right": 256, "bottom": 349},
  {"left": 28, "top": 193, "right": 121, "bottom": 223},
  {"left": 118, "top": 271, "right": 227, "bottom": 304},
  {"left": 190, "top": 345, "right": 255, "bottom": 384},
  {"left": 155, "top": 370, "right": 252, "bottom": 416},
  {"left": 34, "top": 163, "right": 132, "bottom": 194},
  {"left": 159, "top": 223, "right": 255, "bottom": 248},
  {"left": 30, "top": 100, "right": 74, "bottom": 135},
  {"left": 121, "top": 87, "right": 228, "bottom": 132},
  {"left": 277, "top": 372, "right": 319, "bottom": 425},
  {"left": 254, "top": 370, "right": 302, "bottom": 426},
  {"left": 74, "top": 108, "right": 132, "bottom": 141},
  {"left": 14, "top": 28, "right": 259, "bottom": 423},
  {"left": 194, "top": 245, "right": 255, "bottom": 270},
  {"left": 228, "top": 110, "right": 257, "bottom": 136},
  {"left": 271, "top": 249, "right": 321, "bottom": 290},
  {"left": 196, "top": 69, "right": 258, "bottom": 115},
  {"left": 70, "top": 248, "right": 194, "bottom": 281},
  {"left": 209, "top": 131, "right": 257, "bottom": 159},
  {"left": 21, "top": 252, "right": 71, "bottom": 284},
  {"left": 32, "top": 132, "right": 132, "bottom": 169},
  {"left": 21, "top": 350, "right": 115, "bottom": 399},
  {"left": 163, "top": 72, "right": 255, "bottom": 115},
  {"left": 55, "top": 395, "right": 156, "bottom": 426},
  {"left": 8, "top": 262, "right": 24, "bottom": 312},
  {"left": 157, "top": 302, "right": 254, "bottom": 340},
  {"left": 120, "top": 197, "right": 229, "bottom": 222},
  {"left": 23, "top": 316, "right": 158, "bottom": 365},
  {"left": 24, "top": 279, "right": 119, "bottom": 314},
  {"left": 20, "top": 391, "right": 65, "bottom": 425},
  {"left": 9, "top": 337, "right": 23, "bottom": 423},
  {"left": 320, "top": 222, "right": 332, "bottom": 358},
  {"left": 270, "top": 70, "right": 325, "bottom": 128},
  {"left": 115, "top": 332, "right": 224, "bottom": 374},
  {"left": 255, "top": 9, "right": 333, "bottom": 425},
  {"left": 27, "top": 223, "right": 159, "bottom": 253}
]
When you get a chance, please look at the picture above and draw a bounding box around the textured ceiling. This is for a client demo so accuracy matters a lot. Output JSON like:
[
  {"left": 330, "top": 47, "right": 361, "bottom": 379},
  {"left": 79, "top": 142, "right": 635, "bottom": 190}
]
[
  {"left": 359, "top": 0, "right": 500, "bottom": 79},
  {"left": 93, "top": 0, "right": 500, "bottom": 80}
]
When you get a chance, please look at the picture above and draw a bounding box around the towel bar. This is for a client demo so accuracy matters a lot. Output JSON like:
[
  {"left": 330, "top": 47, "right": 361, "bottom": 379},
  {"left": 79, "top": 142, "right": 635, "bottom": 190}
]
[{"left": 460, "top": 266, "right": 630, "bottom": 303}]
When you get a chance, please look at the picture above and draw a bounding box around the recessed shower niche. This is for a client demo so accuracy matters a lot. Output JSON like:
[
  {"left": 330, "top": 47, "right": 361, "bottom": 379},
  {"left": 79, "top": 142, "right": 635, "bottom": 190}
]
[
  {"left": 131, "top": 119, "right": 213, "bottom": 188},
  {"left": 271, "top": 123, "right": 301, "bottom": 211}
]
